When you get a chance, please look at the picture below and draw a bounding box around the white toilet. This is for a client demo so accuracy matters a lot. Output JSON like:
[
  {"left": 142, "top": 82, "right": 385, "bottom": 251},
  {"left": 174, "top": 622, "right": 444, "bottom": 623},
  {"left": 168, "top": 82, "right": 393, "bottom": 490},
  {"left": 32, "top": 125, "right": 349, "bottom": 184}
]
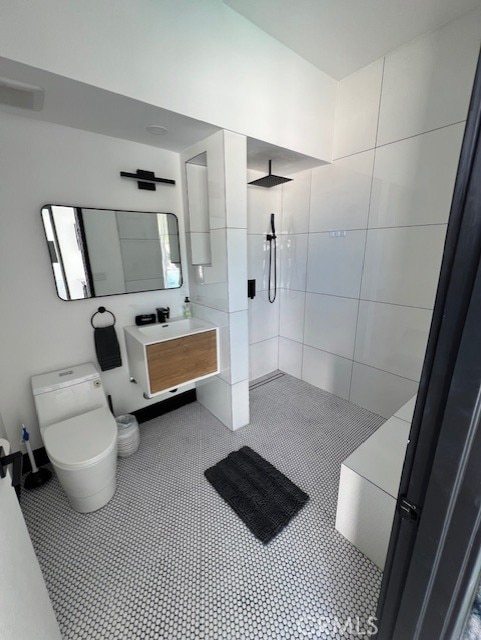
[{"left": 31, "top": 362, "right": 118, "bottom": 513}]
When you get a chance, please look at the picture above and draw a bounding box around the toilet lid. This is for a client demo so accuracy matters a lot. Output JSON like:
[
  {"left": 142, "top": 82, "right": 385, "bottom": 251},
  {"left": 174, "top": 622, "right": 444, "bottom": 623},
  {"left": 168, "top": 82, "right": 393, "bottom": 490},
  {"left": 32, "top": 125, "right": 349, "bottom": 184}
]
[{"left": 43, "top": 407, "right": 117, "bottom": 470}]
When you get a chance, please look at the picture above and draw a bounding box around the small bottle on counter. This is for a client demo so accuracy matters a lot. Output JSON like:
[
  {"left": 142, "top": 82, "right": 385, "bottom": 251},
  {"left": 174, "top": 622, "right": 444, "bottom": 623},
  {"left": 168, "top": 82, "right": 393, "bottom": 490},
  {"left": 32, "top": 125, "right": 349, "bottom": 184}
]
[{"left": 183, "top": 296, "right": 193, "bottom": 318}]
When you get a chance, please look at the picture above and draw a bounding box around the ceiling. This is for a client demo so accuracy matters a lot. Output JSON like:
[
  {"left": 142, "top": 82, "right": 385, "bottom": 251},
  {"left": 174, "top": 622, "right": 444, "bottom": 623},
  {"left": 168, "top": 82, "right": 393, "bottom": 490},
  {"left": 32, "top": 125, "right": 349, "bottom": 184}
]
[
  {"left": 0, "top": 57, "right": 325, "bottom": 174},
  {"left": 0, "top": 58, "right": 220, "bottom": 154},
  {"left": 224, "top": 0, "right": 481, "bottom": 79},
  {"left": 2, "top": 1, "right": 479, "bottom": 173}
]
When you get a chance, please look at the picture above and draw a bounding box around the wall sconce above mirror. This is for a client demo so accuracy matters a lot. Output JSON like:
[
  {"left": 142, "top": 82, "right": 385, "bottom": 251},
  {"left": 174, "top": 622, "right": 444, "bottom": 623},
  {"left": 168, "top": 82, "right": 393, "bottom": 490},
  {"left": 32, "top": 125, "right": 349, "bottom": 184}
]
[{"left": 41, "top": 205, "right": 182, "bottom": 301}]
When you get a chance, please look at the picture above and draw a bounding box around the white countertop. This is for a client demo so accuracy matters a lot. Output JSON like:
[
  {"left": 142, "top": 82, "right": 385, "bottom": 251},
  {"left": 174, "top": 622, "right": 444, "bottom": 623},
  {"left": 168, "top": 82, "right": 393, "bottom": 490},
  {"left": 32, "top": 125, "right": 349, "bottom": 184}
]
[
  {"left": 342, "top": 394, "right": 416, "bottom": 498},
  {"left": 394, "top": 395, "right": 416, "bottom": 423},
  {"left": 124, "top": 317, "right": 216, "bottom": 346}
]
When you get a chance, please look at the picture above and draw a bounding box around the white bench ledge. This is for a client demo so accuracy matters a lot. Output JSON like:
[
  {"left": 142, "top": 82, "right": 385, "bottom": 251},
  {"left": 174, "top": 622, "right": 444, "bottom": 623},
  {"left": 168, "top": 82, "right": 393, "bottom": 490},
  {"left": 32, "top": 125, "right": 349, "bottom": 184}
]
[
  {"left": 335, "top": 394, "right": 416, "bottom": 569},
  {"left": 343, "top": 416, "right": 410, "bottom": 499}
]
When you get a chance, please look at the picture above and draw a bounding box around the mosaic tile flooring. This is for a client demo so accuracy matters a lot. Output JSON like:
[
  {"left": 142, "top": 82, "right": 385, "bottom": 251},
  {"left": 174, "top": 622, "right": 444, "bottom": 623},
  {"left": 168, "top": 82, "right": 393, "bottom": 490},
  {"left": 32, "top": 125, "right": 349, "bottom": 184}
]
[{"left": 21, "top": 373, "right": 385, "bottom": 639}]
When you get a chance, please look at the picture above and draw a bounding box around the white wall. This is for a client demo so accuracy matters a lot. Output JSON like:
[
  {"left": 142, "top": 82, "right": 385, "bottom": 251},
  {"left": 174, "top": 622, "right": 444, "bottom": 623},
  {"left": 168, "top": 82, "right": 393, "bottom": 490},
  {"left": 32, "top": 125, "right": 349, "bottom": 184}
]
[
  {"left": 0, "top": 0, "right": 336, "bottom": 161},
  {"left": 277, "top": 10, "right": 481, "bottom": 418},
  {"left": 247, "top": 170, "right": 282, "bottom": 381},
  {"left": 182, "top": 130, "right": 249, "bottom": 430},
  {"left": 0, "top": 111, "right": 190, "bottom": 451}
]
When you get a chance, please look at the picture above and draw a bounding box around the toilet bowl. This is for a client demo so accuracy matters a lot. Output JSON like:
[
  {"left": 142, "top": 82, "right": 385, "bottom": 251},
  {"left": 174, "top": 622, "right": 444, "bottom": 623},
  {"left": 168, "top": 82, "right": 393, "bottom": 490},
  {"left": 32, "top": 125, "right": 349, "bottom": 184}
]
[{"left": 31, "top": 363, "right": 118, "bottom": 513}]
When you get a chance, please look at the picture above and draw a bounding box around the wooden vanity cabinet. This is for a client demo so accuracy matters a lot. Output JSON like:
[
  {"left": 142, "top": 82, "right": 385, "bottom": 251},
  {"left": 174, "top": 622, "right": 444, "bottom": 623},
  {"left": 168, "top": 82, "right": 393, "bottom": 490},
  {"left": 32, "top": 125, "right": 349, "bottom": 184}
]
[
  {"left": 124, "top": 320, "right": 219, "bottom": 398},
  {"left": 147, "top": 329, "right": 218, "bottom": 394}
]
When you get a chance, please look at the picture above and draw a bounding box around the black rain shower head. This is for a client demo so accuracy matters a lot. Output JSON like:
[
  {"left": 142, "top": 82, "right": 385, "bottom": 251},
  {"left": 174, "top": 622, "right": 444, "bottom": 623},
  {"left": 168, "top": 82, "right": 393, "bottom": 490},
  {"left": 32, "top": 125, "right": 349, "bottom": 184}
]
[{"left": 248, "top": 160, "right": 292, "bottom": 188}]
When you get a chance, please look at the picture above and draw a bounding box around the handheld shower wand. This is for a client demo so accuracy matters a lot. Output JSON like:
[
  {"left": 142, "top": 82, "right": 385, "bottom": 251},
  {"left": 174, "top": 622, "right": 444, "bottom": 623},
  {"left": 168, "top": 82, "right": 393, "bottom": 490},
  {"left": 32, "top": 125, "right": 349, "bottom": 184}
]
[{"left": 267, "top": 213, "right": 277, "bottom": 303}]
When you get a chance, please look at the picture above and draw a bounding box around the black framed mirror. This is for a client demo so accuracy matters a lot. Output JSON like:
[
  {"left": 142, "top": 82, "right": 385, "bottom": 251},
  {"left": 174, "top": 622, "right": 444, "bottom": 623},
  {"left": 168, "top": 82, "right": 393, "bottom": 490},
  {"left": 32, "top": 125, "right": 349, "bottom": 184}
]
[{"left": 41, "top": 205, "right": 182, "bottom": 300}]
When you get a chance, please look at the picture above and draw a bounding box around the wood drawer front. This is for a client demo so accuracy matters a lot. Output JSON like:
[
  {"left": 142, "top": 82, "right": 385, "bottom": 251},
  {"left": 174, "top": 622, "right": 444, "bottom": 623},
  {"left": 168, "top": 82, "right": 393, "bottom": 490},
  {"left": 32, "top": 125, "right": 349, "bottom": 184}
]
[{"left": 147, "top": 330, "right": 217, "bottom": 394}]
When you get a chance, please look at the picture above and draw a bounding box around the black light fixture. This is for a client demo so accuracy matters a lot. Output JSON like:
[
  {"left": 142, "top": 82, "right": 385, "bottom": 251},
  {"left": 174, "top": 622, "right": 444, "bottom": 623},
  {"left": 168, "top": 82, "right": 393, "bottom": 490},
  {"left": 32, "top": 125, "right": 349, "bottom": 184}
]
[{"left": 120, "top": 169, "right": 176, "bottom": 190}]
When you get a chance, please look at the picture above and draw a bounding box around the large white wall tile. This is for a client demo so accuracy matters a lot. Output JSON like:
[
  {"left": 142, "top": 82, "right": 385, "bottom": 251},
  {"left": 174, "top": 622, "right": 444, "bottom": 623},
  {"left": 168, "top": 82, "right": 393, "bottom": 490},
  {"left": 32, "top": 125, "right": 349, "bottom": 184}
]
[
  {"left": 227, "top": 228, "right": 247, "bottom": 312},
  {"left": 278, "top": 337, "right": 303, "bottom": 379},
  {"left": 192, "top": 303, "right": 228, "bottom": 328},
  {"left": 310, "top": 151, "right": 374, "bottom": 233},
  {"left": 369, "top": 124, "right": 465, "bottom": 228},
  {"left": 247, "top": 170, "right": 282, "bottom": 234},
  {"left": 205, "top": 132, "right": 227, "bottom": 230},
  {"left": 189, "top": 227, "right": 229, "bottom": 311},
  {"left": 306, "top": 230, "right": 366, "bottom": 299},
  {"left": 196, "top": 375, "right": 232, "bottom": 430},
  {"left": 281, "top": 170, "right": 311, "bottom": 234},
  {"left": 192, "top": 303, "right": 230, "bottom": 381},
  {"left": 377, "top": 10, "right": 481, "bottom": 146},
  {"left": 395, "top": 395, "right": 417, "bottom": 424},
  {"left": 350, "top": 362, "right": 419, "bottom": 419},
  {"left": 302, "top": 345, "right": 352, "bottom": 400},
  {"left": 279, "top": 288, "right": 305, "bottom": 343},
  {"left": 229, "top": 310, "right": 249, "bottom": 384},
  {"left": 280, "top": 234, "right": 308, "bottom": 291},
  {"left": 247, "top": 234, "right": 270, "bottom": 291},
  {"left": 189, "top": 278, "right": 229, "bottom": 313},
  {"left": 197, "top": 376, "right": 249, "bottom": 431},
  {"left": 231, "top": 379, "right": 250, "bottom": 430},
  {"left": 334, "top": 59, "right": 384, "bottom": 159},
  {"left": 304, "top": 293, "right": 358, "bottom": 360},
  {"left": 249, "top": 338, "right": 279, "bottom": 381},
  {"left": 336, "top": 464, "right": 396, "bottom": 570},
  {"left": 354, "top": 300, "right": 432, "bottom": 381},
  {"left": 202, "top": 228, "right": 226, "bottom": 286},
  {"left": 224, "top": 131, "right": 247, "bottom": 229},
  {"left": 248, "top": 294, "right": 279, "bottom": 344},
  {"left": 360, "top": 225, "right": 447, "bottom": 309},
  {"left": 189, "top": 232, "right": 212, "bottom": 266}
]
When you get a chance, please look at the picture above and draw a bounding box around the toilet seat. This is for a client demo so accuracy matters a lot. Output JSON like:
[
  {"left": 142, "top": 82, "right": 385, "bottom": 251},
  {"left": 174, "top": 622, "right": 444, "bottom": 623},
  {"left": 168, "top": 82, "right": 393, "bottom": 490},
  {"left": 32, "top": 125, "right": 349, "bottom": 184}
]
[{"left": 43, "top": 407, "right": 117, "bottom": 470}]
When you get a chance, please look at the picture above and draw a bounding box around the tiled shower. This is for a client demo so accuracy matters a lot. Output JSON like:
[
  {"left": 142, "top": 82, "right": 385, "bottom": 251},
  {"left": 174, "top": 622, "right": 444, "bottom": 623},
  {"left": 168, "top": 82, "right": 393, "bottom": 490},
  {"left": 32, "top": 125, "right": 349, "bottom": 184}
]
[{"left": 248, "top": 10, "right": 480, "bottom": 418}]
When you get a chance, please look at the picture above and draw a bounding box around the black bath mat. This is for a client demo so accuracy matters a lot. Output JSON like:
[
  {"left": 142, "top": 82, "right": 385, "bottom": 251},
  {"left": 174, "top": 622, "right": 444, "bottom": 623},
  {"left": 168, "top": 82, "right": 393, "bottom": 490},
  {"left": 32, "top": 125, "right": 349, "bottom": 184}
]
[{"left": 204, "top": 446, "right": 309, "bottom": 544}]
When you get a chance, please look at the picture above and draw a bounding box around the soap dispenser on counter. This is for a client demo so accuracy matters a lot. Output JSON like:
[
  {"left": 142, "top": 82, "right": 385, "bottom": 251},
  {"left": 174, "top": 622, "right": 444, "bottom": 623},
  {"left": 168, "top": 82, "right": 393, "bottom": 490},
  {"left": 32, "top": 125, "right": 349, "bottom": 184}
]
[{"left": 183, "top": 297, "right": 193, "bottom": 318}]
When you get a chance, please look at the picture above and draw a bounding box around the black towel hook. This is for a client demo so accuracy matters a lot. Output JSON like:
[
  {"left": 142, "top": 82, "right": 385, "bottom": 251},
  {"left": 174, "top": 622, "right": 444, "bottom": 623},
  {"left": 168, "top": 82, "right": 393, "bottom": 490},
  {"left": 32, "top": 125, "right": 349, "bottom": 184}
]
[{"left": 90, "top": 306, "right": 116, "bottom": 328}]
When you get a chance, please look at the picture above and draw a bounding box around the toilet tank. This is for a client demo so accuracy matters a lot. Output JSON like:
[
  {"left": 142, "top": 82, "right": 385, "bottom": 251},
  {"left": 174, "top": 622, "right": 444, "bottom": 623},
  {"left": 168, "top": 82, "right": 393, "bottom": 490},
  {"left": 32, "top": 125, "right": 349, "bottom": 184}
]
[{"left": 32, "top": 363, "right": 109, "bottom": 430}]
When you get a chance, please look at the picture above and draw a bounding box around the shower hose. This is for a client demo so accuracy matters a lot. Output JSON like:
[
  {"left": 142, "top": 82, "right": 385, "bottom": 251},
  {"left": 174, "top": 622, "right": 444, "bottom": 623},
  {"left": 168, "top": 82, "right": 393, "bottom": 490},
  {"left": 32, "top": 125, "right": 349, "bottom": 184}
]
[{"left": 267, "top": 213, "right": 277, "bottom": 303}]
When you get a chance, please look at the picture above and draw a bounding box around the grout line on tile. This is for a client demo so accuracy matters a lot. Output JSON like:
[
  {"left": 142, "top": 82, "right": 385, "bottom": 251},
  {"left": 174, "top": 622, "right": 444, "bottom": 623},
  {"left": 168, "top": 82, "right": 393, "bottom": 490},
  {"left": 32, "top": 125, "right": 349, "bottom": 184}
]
[
  {"left": 358, "top": 298, "right": 434, "bottom": 311},
  {"left": 374, "top": 57, "right": 386, "bottom": 149},
  {"left": 302, "top": 341, "right": 419, "bottom": 383},
  {"left": 332, "top": 146, "right": 377, "bottom": 162},
  {"left": 333, "top": 119, "right": 466, "bottom": 162},
  {"left": 351, "top": 359, "right": 419, "bottom": 383},
  {"left": 249, "top": 335, "right": 279, "bottom": 347},
  {"left": 262, "top": 222, "right": 448, "bottom": 236},
  {"left": 301, "top": 290, "right": 434, "bottom": 312},
  {"left": 308, "top": 222, "right": 448, "bottom": 234},
  {"left": 375, "top": 119, "right": 467, "bottom": 151},
  {"left": 349, "top": 99, "right": 381, "bottom": 399}
]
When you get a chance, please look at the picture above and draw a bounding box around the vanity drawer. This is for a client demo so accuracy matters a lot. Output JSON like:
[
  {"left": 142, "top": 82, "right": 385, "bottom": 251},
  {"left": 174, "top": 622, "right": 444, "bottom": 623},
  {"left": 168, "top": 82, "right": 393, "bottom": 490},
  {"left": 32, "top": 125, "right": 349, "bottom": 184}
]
[{"left": 146, "top": 329, "right": 218, "bottom": 394}]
